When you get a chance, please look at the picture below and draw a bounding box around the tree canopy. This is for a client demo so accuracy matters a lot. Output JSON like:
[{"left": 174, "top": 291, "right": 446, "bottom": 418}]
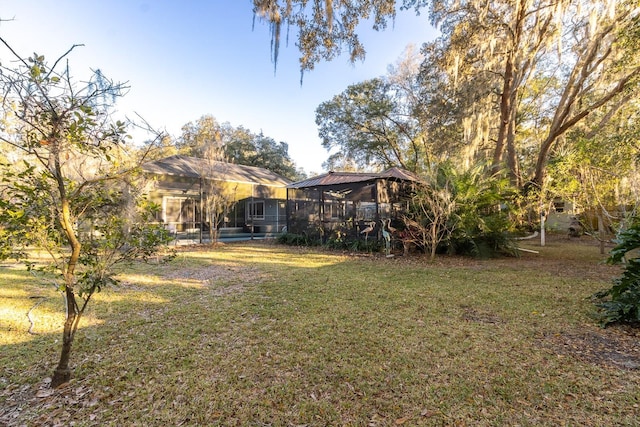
[
  {"left": 304, "top": 0, "right": 639, "bottom": 221},
  {"left": 253, "top": 0, "right": 427, "bottom": 76},
  {"left": 316, "top": 46, "right": 429, "bottom": 172},
  {"left": 176, "top": 114, "right": 304, "bottom": 180}
]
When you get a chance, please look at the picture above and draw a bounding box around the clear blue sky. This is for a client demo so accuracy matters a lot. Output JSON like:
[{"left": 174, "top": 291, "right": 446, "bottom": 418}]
[{"left": 0, "top": 1, "right": 436, "bottom": 174}]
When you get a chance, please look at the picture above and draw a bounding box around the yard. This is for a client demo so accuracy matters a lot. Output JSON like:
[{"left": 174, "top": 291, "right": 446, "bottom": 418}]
[{"left": 1, "top": 235, "right": 638, "bottom": 426}]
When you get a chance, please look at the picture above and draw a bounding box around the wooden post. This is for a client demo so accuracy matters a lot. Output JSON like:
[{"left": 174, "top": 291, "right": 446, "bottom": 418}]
[
  {"left": 598, "top": 212, "right": 605, "bottom": 255},
  {"left": 540, "top": 210, "right": 546, "bottom": 247}
]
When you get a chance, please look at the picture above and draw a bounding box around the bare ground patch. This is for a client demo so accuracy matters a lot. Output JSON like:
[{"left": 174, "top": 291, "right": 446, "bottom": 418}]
[
  {"left": 162, "top": 262, "right": 268, "bottom": 295},
  {"left": 540, "top": 324, "right": 640, "bottom": 370}
]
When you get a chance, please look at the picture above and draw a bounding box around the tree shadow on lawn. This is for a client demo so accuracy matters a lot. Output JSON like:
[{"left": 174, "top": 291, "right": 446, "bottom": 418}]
[{"left": 1, "top": 239, "right": 639, "bottom": 425}]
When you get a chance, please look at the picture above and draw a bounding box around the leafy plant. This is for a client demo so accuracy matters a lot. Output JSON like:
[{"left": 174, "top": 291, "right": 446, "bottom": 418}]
[
  {"left": 592, "top": 216, "right": 640, "bottom": 326},
  {"left": 401, "top": 163, "right": 518, "bottom": 258},
  {"left": 277, "top": 232, "right": 316, "bottom": 246},
  {"left": 446, "top": 164, "right": 518, "bottom": 257},
  {"left": 0, "top": 40, "right": 170, "bottom": 388}
]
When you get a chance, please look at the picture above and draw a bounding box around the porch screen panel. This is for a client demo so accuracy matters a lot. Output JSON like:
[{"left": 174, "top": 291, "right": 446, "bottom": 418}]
[
  {"left": 182, "top": 199, "right": 197, "bottom": 224},
  {"left": 165, "top": 197, "right": 182, "bottom": 223}
]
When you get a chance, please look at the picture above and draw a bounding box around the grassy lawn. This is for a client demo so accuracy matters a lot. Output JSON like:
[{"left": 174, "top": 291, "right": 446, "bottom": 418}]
[{"left": 1, "top": 236, "right": 638, "bottom": 426}]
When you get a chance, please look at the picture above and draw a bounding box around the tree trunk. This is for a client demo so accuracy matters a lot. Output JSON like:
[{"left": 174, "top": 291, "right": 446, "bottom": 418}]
[
  {"left": 532, "top": 132, "right": 555, "bottom": 187},
  {"left": 430, "top": 222, "right": 437, "bottom": 261},
  {"left": 51, "top": 193, "right": 83, "bottom": 388},
  {"left": 506, "top": 104, "right": 520, "bottom": 187},
  {"left": 492, "top": 0, "right": 527, "bottom": 178},
  {"left": 51, "top": 288, "right": 77, "bottom": 388},
  {"left": 598, "top": 211, "right": 606, "bottom": 255},
  {"left": 492, "top": 56, "right": 514, "bottom": 173}
]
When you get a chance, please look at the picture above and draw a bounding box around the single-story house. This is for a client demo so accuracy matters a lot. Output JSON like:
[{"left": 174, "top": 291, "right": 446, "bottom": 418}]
[
  {"left": 142, "top": 156, "right": 421, "bottom": 242},
  {"left": 141, "top": 155, "right": 291, "bottom": 236},
  {"left": 285, "top": 168, "right": 422, "bottom": 241}
]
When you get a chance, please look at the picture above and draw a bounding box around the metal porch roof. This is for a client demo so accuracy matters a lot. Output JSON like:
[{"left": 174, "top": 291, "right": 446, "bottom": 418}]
[{"left": 287, "top": 167, "right": 421, "bottom": 189}]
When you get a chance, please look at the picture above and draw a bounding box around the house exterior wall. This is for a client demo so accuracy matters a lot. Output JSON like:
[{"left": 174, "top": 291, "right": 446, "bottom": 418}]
[
  {"left": 144, "top": 174, "right": 287, "bottom": 233},
  {"left": 241, "top": 197, "right": 287, "bottom": 233}
]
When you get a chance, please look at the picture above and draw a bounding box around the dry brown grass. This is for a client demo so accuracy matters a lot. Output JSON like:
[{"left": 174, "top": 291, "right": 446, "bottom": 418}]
[{"left": 1, "top": 235, "right": 638, "bottom": 426}]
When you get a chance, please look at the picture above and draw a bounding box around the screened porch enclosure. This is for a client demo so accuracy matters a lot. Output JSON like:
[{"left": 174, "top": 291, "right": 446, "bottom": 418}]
[
  {"left": 160, "top": 195, "right": 286, "bottom": 236},
  {"left": 285, "top": 169, "right": 420, "bottom": 241},
  {"left": 161, "top": 195, "right": 245, "bottom": 233},
  {"left": 142, "top": 155, "right": 292, "bottom": 239}
]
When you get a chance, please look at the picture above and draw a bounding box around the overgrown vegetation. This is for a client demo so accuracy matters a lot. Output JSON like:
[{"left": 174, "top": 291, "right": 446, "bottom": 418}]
[
  {"left": 401, "top": 163, "right": 518, "bottom": 259},
  {"left": 593, "top": 216, "right": 640, "bottom": 326},
  {"left": 276, "top": 231, "right": 319, "bottom": 247},
  {"left": 277, "top": 230, "right": 384, "bottom": 253},
  {"left": 279, "top": 164, "right": 518, "bottom": 259},
  {"left": 1, "top": 239, "right": 637, "bottom": 426}
]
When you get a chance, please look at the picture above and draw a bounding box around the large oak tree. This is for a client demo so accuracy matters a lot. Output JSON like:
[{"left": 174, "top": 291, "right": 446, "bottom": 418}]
[
  {"left": 255, "top": 0, "right": 640, "bottom": 191},
  {"left": 429, "top": 0, "right": 640, "bottom": 188}
]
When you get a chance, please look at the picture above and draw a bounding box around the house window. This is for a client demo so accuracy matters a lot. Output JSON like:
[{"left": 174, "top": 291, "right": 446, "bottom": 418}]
[
  {"left": 163, "top": 196, "right": 199, "bottom": 228},
  {"left": 553, "top": 199, "right": 565, "bottom": 213},
  {"left": 327, "top": 200, "right": 345, "bottom": 219},
  {"left": 247, "top": 200, "right": 265, "bottom": 220}
]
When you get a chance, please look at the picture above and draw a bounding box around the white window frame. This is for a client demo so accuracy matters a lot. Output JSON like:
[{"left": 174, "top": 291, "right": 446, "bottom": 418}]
[{"left": 247, "top": 200, "right": 265, "bottom": 221}]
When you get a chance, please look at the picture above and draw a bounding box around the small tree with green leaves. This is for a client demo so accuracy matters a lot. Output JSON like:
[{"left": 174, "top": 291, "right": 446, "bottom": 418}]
[
  {"left": 592, "top": 216, "right": 640, "bottom": 326},
  {"left": 0, "top": 39, "right": 172, "bottom": 388}
]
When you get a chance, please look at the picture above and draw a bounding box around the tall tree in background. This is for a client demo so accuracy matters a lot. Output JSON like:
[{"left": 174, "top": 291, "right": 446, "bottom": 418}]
[
  {"left": 0, "top": 40, "right": 171, "bottom": 387},
  {"left": 430, "top": 0, "right": 569, "bottom": 186},
  {"left": 178, "top": 115, "right": 301, "bottom": 180},
  {"left": 315, "top": 42, "right": 478, "bottom": 173},
  {"left": 316, "top": 46, "right": 428, "bottom": 172},
  {"left": 530, "top": 0, "right": 640, "bottom": 187},
  {"left": 256, "top": 0, "right": 639, "bottom": 189},
  {"left": 429, "top": 0, "right": 640, "bottom": 188},
  {"left": 316, "top": 78, "right": 412, "bottom": 170},
  {"left": 230, "top": 130, "right": 299, "bottom": 179},
  {"left": 178, "top": 114, "right": 222, "bottom": 157}
]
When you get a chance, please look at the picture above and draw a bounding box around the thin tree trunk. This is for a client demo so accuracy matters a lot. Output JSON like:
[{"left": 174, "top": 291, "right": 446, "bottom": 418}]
[
  {"left": 51, "top": 186, "right": 83, "bottom": 388},
  {"left": 430, "top": 222, "right": 437, "bottom": 261},
  {"left": 51, "top": 288, "right": 77, "bottom": 388},
  {"left": 506, "top": 102, "right": 520, "bottom": 187},
  {"left": 598, "top": 211, "right": 606, "bottom": 255}
]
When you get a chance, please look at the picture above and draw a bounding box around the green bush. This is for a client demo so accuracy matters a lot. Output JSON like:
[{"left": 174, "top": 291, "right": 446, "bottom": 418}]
[
  {"left": 325, "top": 236, "right": 382, "bottom": 253},
  {"left": 414, "top": 162, "right": 518, "bottom": 258},
  {"left": 277, "top": 232, "right": 319, "bottom": 246},
  {"left": 278, "top": 231, "right": 383, "bottom": 253},
  {"left": 592, "top": 216, "right": 640, "bottom": 326}
]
